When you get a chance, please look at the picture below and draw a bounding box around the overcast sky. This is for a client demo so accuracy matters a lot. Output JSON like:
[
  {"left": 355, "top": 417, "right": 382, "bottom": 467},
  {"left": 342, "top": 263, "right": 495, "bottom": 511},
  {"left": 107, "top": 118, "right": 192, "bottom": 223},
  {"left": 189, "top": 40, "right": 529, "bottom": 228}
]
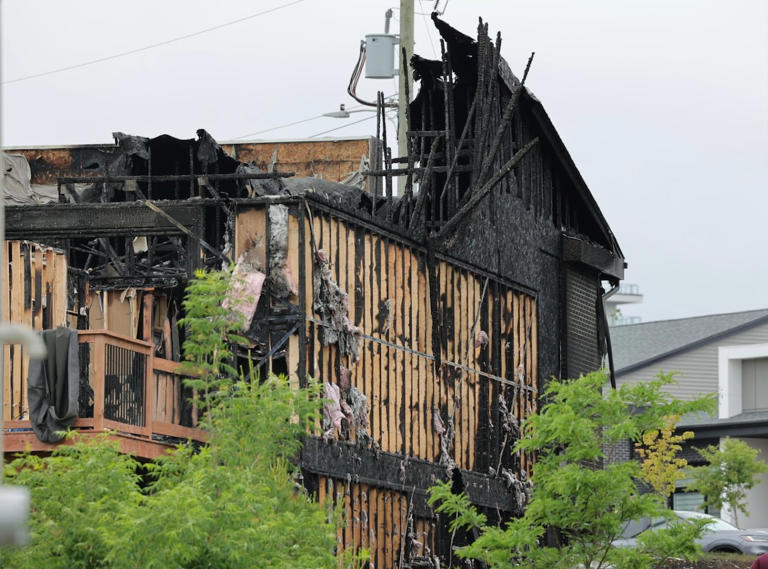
[{"left": 2, "top": 0, "right": 767, "bottom": 323}]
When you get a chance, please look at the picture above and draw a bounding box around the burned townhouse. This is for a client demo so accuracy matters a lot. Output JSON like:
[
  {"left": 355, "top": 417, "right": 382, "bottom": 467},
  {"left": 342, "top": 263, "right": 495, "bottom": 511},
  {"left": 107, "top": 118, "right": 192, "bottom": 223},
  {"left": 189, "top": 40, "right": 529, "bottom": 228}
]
[{"left": 2, "top": 15, "right": 624, "bottom": 568}]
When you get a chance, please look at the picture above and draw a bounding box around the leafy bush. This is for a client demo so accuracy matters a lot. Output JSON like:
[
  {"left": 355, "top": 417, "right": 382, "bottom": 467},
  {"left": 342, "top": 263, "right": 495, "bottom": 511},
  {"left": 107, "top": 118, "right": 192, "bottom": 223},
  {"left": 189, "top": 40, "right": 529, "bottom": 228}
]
[{"left": 428, "top": 370, "right": 715, "bottom": 569}]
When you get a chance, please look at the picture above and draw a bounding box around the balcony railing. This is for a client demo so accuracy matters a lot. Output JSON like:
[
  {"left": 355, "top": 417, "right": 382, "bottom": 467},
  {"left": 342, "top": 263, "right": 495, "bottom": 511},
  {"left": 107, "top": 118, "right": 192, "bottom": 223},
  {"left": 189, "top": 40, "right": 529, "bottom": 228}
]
[{"left": 3, "top": 330, "right": 205, "bottom": 459}]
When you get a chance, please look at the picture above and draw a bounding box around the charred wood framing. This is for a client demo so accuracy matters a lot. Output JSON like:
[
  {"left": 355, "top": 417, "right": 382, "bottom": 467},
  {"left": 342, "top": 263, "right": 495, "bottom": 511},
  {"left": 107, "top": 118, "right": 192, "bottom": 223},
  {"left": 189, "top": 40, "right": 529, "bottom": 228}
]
[
  {"left": 300, "top": 436, "right": 526, "bottom": 518},
  {"left": 562, "top": 234, "right": 625, "bottom": 281},
  {"left": 4, "top": 202, "right": 202, "bottom": 239}
]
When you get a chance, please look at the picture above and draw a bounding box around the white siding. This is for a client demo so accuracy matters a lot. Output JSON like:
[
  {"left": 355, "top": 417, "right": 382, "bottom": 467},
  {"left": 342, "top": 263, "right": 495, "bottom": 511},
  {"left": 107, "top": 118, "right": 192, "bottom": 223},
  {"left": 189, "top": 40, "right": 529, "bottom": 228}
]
[{"left": 615, "top": 322, "right": 768, "bottom": 401}]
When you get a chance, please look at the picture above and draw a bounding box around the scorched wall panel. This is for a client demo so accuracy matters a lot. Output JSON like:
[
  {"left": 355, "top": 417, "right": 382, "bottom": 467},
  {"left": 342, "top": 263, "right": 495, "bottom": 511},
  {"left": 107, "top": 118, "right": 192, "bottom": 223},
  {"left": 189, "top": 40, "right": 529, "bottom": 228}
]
[{"left": 302, "top": 207, "right": 538, "bottom": 475}]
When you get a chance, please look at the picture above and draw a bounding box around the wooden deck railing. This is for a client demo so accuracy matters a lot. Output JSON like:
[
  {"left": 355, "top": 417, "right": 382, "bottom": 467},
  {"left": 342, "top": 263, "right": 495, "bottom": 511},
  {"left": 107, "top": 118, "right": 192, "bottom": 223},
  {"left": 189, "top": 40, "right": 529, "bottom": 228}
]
[{"left": 3, "top": 329, "right": 205, "bottom": 458}]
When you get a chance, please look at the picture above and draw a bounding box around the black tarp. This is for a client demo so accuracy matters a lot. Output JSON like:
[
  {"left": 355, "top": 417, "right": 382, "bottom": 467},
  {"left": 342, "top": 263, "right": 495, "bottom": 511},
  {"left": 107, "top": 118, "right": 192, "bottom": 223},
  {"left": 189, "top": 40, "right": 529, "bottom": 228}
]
[{"left": 27, "top": 327, "right": 79, "bottom": 443}]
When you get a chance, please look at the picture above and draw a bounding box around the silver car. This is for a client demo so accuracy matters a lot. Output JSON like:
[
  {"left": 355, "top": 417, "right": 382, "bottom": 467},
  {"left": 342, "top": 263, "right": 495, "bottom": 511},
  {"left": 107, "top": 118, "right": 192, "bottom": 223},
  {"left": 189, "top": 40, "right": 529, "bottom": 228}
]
[{"left": 614, "top": 510, "right": 768, "bottom": 555}]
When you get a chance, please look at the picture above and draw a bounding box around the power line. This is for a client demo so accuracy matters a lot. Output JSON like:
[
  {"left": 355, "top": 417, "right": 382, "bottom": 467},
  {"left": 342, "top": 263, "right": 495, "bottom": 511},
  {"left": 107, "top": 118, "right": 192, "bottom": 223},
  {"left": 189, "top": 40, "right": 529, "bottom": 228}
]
[
  {"left": 308, "top": 114, "right": 376, "bottom": 138},
  {"left": 230, "top": 93, "right": 396, "bottom": 140},
  {"left": 229, "top": 115, "right": 326, "bottom": 140},
  {"left": 2, "top": 0, "right": 308, "bottom": 85},
  {"left": 418, "top": 0, "right": 439, "bottom": 58}
]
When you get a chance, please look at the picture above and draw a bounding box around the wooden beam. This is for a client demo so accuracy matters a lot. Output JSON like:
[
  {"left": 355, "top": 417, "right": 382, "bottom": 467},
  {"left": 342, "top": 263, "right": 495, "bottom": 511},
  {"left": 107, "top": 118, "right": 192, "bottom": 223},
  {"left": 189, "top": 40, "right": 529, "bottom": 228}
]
[
  {"left": 300, "top": 436, "right": 525, "bottom": 517},
  {"left": 436, "top": 138, "right": 539, "bottom": 240},
  {"left": 4, "top": 202, "right": 203, "bottom": 240},
  {"left": 2, "top": 427, "right": 181, "bottom": 460}
]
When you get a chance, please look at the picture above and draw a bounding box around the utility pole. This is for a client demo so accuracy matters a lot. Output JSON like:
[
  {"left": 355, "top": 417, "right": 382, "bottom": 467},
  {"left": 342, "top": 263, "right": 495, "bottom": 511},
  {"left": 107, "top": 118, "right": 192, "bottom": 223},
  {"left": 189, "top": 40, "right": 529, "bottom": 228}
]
[{"left": 397, "top": 0, "right": 414, "bottom": 170}]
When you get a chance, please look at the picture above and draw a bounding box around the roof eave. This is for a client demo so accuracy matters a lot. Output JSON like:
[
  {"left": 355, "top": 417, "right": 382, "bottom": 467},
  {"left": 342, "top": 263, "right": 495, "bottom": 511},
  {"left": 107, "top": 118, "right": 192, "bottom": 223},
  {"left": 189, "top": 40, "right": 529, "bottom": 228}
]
[{"left": 615, "top": 313, "right": 768, "bottom": 375}]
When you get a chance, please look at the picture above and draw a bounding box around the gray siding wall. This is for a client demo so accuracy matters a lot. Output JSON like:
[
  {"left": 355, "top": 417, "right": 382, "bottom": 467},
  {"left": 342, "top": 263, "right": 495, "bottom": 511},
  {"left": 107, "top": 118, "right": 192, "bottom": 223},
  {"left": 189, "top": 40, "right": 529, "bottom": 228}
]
[{"left": 615, "top": 322, "right": 768, "bottom": 400}]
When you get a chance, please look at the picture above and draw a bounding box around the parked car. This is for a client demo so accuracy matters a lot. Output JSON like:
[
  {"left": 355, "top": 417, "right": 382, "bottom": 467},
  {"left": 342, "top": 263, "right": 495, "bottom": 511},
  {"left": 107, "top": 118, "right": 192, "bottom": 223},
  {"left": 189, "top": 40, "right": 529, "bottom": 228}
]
[{"left": 613, "top": 510, "right": 768, "bottom": 555}]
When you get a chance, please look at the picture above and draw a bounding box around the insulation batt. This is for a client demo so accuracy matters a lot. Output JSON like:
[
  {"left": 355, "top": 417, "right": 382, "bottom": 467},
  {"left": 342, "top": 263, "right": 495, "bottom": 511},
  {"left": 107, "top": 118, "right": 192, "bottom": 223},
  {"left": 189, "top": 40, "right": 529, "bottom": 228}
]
[
  {"left": 267, "top": 205, "right": 298, "bottom": 298},
  {"left": 322, "top": 382, "right": 346, "bottom": 440},
  {"left": 224, "top": 258, "right": 266, "bottom": 327},
  {"left": 322, "top": 381, "right": 369, "bottom": 441},
  {"left": 313, "top": 249, "right": 362, "bottom": 362}
]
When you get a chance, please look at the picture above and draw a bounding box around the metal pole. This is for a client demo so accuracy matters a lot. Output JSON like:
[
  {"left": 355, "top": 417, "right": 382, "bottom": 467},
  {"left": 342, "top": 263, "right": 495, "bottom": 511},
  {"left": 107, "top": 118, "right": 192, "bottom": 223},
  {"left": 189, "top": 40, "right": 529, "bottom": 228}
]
[
  {"left": 1, "top": 0, "right": 6, "bottom": 481},
  {"left": 397, "top": 0, "right": 414, "bottom": 193}
]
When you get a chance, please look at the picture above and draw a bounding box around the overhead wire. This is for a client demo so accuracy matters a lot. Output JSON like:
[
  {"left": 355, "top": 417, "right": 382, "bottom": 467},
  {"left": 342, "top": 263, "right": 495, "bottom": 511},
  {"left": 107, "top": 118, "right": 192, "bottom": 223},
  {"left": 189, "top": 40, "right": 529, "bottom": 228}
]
[
  {"left": 308, "top": 115, "right": 377, "bottom": 138},
  {"left": 228, "top": 115, "right": 327, "bottom": 140},
  {"left": 2, "top": 0, "right": 309, "bottom": 85},
  {"left": 418, "top": 0, "right": 440, "bottom": 58},
  {"left": 230, "top": 93, "right": 396, "bottom": 141}
]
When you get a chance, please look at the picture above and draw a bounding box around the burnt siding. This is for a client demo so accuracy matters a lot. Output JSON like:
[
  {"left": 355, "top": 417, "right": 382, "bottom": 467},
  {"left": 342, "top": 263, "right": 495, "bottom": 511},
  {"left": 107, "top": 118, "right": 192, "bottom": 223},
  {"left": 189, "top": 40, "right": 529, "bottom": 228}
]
[
  {"left": 443, "top": 113, "right": 588, "bottom": 384},
  {"left": 565, "top": 264, "right": 600, "bottom": 379},
  {"left": 445, "top": 181, "right": 561, "bottom": 385}
]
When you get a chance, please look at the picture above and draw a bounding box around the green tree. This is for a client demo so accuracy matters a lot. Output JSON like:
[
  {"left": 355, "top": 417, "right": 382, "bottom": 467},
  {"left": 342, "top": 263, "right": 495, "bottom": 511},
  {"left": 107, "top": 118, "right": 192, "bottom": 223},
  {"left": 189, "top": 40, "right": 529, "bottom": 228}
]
[
  {"left": 1, "top": 269, "right": 339, "bottom": 569},
  {"left": 687, "top": 437, "right": 768, "bottom": 528},
  {"left": 178, "top": 267, "right": 249, "bottom": 422},
  {"left": 428, "top": 371, "right": 715, "bottom": 569}
]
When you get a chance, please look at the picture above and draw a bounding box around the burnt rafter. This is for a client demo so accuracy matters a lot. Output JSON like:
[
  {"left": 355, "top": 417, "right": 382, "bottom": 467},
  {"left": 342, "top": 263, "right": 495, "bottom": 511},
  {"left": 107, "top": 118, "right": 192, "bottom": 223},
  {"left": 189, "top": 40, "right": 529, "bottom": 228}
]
[
  {"left": 362, "top": 15, "right": 544, "bottom": 239},
  {"left": 8, "top": 129, "right": 301, "bottom": 288},
  {"left": 361, "top": 14, "right": 623, "bottom": 267},
  {"left": 4, "top": 201, "right": 202, "bottom": 240},
  {"left": 54, "top": 130, "right": 292, "bottom": 205}
]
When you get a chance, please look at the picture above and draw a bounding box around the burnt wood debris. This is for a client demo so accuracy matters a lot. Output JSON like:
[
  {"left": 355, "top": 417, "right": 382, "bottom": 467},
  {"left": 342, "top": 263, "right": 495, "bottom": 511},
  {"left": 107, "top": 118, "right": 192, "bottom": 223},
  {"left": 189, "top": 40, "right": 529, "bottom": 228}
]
[{"left": 3, "top": 15, "right": 625, "bottom": 568}]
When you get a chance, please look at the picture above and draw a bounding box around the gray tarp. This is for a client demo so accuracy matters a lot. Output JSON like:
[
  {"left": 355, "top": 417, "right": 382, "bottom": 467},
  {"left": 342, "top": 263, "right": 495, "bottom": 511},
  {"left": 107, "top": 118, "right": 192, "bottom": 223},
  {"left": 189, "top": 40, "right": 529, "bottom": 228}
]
[
  {"left": 27, "top": 327, "right": 79, "bottom": 443},
  {"left": 1, "top": 153, "right": 59, "bottom": 205}
]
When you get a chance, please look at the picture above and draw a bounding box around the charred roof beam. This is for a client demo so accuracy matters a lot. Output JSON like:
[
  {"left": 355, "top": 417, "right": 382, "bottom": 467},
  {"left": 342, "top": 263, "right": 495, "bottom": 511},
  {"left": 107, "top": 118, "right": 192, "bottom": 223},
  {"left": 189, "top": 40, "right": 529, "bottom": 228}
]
[{"left": 4, "top": 202, "right": 202, "bottom": 240}]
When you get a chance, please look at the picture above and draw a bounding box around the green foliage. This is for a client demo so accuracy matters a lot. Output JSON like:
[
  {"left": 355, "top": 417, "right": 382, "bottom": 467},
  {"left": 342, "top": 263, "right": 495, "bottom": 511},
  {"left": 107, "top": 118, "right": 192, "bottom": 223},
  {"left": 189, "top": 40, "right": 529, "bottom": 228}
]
[
  {"left": 687, "top": 437, "right": 768, "bottom": 527},
  {"left": 112, "top": 376, "right": 334, "bottom": 569},
  {"left": 1, "top": 269, "right": 338, "bottom": 569},
  {"left": 178, "top": 268, "right": 248, "bottom": 420},
  {"left": 428, "top": 370, "right": 716, "bottom": 569},
  {"left": 1, "top": 435, "right": 141, "bottom": 569},
  {"left": 635, "top": 516, "right": 712, "bottom": 563}
]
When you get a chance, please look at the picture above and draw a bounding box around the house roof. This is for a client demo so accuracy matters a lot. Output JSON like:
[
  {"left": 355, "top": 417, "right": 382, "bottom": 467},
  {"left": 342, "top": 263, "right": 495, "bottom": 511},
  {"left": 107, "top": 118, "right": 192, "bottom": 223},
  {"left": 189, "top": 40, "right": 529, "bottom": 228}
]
[
  {"left": 611, "top": 308, "right": 768, "bottom": 374},
  {"left": 678, "top": 409, "right": 768, "bottom": 439}
]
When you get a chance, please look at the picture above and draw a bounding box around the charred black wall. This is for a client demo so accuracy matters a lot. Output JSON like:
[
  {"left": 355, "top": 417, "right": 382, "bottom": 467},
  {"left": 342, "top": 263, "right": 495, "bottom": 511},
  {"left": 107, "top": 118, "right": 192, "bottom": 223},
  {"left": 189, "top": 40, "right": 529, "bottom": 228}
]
[{"left": 442, "top": 181, "right": 561, "bottom": 385}]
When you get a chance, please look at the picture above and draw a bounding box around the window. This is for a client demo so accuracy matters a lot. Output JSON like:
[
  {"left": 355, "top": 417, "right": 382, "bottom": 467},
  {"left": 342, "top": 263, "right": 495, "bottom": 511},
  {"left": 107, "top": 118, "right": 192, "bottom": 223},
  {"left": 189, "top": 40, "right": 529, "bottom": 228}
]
[{"left": 742, "top": 357, "right": 768, "bottom": 412}]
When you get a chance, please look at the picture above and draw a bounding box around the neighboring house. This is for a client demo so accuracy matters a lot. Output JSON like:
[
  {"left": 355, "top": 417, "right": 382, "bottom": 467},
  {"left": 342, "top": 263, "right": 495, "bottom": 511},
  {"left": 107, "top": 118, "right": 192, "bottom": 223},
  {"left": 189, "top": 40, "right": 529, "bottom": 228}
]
[
  {"left": 2, "top": 16, "right": 624, "bottom": 567},
  {"left": 611, "top": 309, "right": 768, "bottom": 527}
]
